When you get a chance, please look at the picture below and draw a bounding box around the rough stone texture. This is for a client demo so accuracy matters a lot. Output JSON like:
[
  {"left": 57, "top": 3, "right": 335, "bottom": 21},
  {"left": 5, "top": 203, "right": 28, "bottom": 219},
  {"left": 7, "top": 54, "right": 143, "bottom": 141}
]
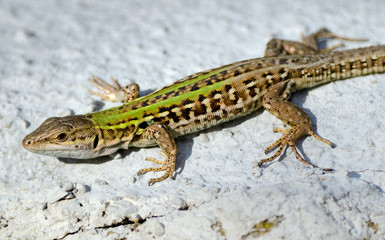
[{"left": 1, "top": 0, "right": 385, "bottom": 239}]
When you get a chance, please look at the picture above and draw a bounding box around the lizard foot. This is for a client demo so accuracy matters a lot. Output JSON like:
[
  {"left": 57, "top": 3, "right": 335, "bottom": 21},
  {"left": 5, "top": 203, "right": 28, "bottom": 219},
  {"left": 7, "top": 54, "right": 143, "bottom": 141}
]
[
  {"left": 137, "top": 151, "right": 176, "bottom": 186},
  {"left": 89, "top": 76, "right": 139, "bottom": 103},
  {"left": 258, "top": 126, "right": 334, "bottom": 172}
]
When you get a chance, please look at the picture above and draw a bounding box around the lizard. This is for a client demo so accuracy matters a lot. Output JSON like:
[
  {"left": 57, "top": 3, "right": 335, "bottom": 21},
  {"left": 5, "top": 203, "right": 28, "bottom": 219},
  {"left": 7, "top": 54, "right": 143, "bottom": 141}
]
[{"left": 22, "top": 28, "right": 385, "bottom": 185}]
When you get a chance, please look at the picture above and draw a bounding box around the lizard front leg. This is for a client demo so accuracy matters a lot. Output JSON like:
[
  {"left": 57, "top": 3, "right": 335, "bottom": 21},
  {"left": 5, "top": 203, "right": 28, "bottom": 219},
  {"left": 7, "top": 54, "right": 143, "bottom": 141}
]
[
  {"left": 258, "top": 80, "right": 333, "bottom": 171},
  {"left": 89, "top": 76, "right": 140, "bottom": 103},
  {"left": 137, "top": 122, "right": 177, "bottom": 185}
]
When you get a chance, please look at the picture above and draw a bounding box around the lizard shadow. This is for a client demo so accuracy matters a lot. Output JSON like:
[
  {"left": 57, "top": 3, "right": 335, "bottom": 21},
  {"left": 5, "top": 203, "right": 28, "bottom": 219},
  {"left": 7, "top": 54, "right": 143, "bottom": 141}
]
[{"left": 58, "top": 156, "right": 117, "bottom": 164}]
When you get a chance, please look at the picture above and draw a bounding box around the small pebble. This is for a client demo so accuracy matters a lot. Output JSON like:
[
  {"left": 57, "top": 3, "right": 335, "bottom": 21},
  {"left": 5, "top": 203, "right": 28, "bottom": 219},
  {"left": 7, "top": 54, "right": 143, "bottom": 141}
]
[
  {"left": 166, "top": 197, "right": 188, "bottom": 210},
  {"left": 75, "top": 183, "right": 88, "bottom": 194},
  {"left": 40, "top": 202, "right": 48, "bottom": 210},
  {"left": 130, "top": 176, "right": 137, "bottom": 184},
  {"left": 198, "top": 133, "right": 210, "bottom": 143},
  {"left": 95, "top": 179, "right": 109, "bottom": 186},
  {"left": 63, "top": 182, "right": 75, "bottom": 192},
  {"left": 0, "top": 117, "right": 12, "bottom": 128},
  {"left": 152, "top": 222, "right": 165, "bottom": 237}
]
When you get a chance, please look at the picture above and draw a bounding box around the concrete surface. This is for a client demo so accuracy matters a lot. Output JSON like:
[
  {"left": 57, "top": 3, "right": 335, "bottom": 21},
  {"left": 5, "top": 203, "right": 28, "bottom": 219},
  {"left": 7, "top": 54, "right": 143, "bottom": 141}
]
[{"left": 1, "top": 0, "right": 385, "bottom": 239}]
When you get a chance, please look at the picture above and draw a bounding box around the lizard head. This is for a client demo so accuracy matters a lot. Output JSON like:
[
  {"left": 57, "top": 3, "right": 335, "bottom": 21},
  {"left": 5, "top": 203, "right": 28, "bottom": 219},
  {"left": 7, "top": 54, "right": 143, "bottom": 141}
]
[{"left": 22, "top": 115, "right": 102, "bottom": 159}]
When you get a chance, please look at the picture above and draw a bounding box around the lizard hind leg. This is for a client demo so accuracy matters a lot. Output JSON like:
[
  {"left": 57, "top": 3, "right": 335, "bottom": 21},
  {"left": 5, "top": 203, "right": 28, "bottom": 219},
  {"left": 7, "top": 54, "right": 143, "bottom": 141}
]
[
  {"left": 304, "top": 27, "right": 366, "bottom": 53},
  {"left": 264, "top": 27, "right": 366, "bottom": 57},
  {"left": 258, "top": 80, "right": 333, "bottom": 171}
]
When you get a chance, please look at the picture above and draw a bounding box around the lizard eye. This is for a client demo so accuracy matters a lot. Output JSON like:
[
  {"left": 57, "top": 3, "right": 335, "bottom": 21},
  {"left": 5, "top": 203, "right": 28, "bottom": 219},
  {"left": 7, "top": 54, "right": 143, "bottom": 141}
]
[{"left": 56, "top": 133, "right": 68, "bottom": 141}]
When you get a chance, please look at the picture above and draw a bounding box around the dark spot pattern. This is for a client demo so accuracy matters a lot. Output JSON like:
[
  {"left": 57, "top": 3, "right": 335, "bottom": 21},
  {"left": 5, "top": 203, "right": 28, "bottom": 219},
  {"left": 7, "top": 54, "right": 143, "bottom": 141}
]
[
  {"left": 168, "top": 110, "right": 180, "bottom": 124},
  {"left": 248, "top": 86, "right": 257, "bottom": 97},
  {"left": 191, "top": 83, "right": 199, "bottom": 91},
  {"left": 138, "top": 121, "right": 149, "bottom": 129},
  {"left": 193, "top": 102, "right": 207, "bottom": 115},
  {"left": 262, "top": 72, "right": 273, "bottom": 78},
  {"left": 210, "top": 90, "right": 221, "bottom": 98},
  {"left": 181, "top": 108, "right": 192, "bottom": 120},
  {"left": 244, "top": 76, "right": 256, "bottom": 85},
  {"left": 279, "top": 58, "right": 288, "bottom": 65},
  {"left": 210, "top": 98, "right": 221, "bottom": 112},
  {"left": 182, "top": 98, "right": 194, "bottom": 105}
]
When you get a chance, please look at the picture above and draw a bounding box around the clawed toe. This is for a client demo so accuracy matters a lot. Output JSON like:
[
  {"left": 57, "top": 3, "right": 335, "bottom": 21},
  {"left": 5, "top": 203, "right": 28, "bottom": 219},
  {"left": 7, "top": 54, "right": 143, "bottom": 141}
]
[
  {"left": 89, "top": 76, "right": 126, "bottom": 102},
  {"left": 89, "top": 76, "right": 140, "bottom": 103},
  {"left": 138, "top": 151, "right": 176, "bottom": 185},
  {"left": 258, "top": 125, "right": 333, "bottom": 171}
]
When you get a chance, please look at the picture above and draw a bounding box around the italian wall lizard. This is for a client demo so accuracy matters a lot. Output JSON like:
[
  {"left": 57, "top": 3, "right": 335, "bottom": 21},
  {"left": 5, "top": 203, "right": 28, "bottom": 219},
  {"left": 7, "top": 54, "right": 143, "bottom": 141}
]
[{"left": 22, "top": 28, "right": 385, "bottom": 185}]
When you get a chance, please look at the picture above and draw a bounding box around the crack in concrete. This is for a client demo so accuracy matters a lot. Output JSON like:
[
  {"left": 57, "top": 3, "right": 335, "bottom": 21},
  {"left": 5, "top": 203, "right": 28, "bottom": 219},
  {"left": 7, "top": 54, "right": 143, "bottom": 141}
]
[
  {"left": 95, "top": 217, "right": 146, "bottom": 230},
  {"left": 55, "top": 227, "right": 82, "bottom": 240}
]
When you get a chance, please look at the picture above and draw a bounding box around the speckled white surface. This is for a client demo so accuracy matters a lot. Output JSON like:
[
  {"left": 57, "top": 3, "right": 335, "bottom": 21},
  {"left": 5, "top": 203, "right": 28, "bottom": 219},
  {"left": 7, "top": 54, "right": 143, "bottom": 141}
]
[{"left": 1, "top": 0, "right": 385, "bottom": 239}]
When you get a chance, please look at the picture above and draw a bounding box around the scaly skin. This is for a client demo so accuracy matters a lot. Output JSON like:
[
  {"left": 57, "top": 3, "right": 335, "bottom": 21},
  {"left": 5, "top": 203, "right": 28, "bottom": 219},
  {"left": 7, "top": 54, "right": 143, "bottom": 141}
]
[{"left": 23, "top": 29, "right": 385, "bottom": 185}]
